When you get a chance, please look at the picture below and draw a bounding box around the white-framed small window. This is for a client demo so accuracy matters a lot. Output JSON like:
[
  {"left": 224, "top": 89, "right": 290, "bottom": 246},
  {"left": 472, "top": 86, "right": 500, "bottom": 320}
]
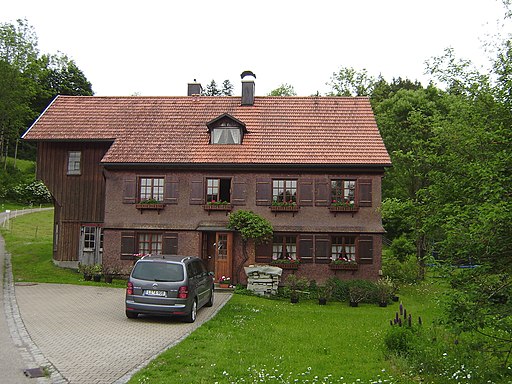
[
  {"left": 67, "top": 151, "right": 82, "bottom": 175},
  {"left": 83, "top": 226, "right": 96, "bottom": 251}
]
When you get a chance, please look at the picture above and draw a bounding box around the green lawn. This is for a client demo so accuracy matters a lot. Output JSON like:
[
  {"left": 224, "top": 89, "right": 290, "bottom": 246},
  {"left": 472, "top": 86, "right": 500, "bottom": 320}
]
[
  {"left": 0, "top": 209, "right": 125, "bottom": 287},
  {"left": 129, "top": 283, "right": 442, "bottom": 384}
]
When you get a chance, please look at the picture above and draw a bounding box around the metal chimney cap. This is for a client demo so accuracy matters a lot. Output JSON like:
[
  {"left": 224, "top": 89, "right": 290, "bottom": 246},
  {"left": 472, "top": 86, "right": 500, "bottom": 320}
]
[{"left": 240, "top": 70, "right": 256, "bottom": 80}]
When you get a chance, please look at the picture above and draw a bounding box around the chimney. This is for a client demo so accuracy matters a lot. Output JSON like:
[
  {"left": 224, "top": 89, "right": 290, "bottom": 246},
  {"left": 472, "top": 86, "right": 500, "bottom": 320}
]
[
  {"left": 187, "top": 79, "right": 202, "bottom": 96},
  {"left": 240, "top": 70, "right": 256, "bottom": 106}
]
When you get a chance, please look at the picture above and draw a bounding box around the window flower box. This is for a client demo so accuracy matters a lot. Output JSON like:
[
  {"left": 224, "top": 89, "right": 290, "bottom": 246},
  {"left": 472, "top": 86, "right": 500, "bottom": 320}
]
[
  {"left": 270, "top": 204, "right": 300, "bottom": 216},
  {"left": 135, "top": 203, "right": 165, "bottom": 214},
  {"left": 329, "top": 262, "right": 358, "bottom": 271},
  {"left": 270, "top": 258, "right": 301, "bottom": 270},
  {"left": 204, "top": 202, "right": 233, "bottom": 215},
  {"left": 329, "top": 205, "right": 359, "bottom": 217}
]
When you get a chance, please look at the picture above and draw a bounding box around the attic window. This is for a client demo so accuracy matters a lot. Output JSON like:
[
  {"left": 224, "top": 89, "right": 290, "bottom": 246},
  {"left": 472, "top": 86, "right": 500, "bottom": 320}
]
[
  {"left": 211, "top": 127, "right": 241, "bottom": 144},
  {"left": 207, "top": 113, "right": 247, "bottom": 145}
]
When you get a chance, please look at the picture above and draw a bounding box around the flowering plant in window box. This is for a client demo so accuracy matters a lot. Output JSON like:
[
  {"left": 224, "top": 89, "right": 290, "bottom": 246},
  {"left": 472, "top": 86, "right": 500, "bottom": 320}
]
[
  {"left": 270, "top": 257, "right": 301, "bottom": 269},
  {"left": 329, "top": 257, "right": 358, "bottom": 270},
  {"left": 136, "top": 199, "right": 165, "bottom": 211},
  {"left": 218, "top": 276, "right": 231, "bottom": 287},
  {"left": 207, "top": 200, "right": 230, "bottom": 205},
  {"left": 204, "top": 201, "right": 233, "bottom": 212},
  {"left": 271, "top": 201, "right": 299, "bottom": 214},
  {"left": 133, "top": 253, "right": 151, "bottom": 258}
]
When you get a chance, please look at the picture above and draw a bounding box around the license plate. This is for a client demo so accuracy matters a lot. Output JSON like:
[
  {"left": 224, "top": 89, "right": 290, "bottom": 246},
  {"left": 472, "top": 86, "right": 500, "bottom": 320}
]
[{"left": 144, "top": 290, "right": 166, "bottom": 297}]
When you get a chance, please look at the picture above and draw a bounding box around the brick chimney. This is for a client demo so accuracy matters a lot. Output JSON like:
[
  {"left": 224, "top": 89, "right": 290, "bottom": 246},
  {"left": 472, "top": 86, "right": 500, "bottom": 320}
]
[
  {"left": 241, "top": 71, "right": 256, "bottom": 106},
  {"left": 187, "top": 80, "right": 202, "bottom": 96}
]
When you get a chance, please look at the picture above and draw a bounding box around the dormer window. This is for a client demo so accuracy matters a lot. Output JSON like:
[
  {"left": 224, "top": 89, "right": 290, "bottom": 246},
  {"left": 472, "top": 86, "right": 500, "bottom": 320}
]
[
  {"left": 211, "top": 126, "right": 241, "bottom": 144},
  {"left": 207, "top": 113, "right": 247, "bottom": 145}
]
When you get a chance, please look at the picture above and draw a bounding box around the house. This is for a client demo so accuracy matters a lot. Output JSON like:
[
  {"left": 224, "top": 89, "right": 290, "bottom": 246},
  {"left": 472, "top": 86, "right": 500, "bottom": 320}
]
[{"left": 22, "top": 72, "right": 391, "bottom": 284}]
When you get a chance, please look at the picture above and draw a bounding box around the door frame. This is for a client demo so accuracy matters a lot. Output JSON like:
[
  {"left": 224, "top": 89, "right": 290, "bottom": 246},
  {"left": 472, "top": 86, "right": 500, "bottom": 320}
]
[{"left": 201, "top": 231, "right": 233, "bottom": 282}]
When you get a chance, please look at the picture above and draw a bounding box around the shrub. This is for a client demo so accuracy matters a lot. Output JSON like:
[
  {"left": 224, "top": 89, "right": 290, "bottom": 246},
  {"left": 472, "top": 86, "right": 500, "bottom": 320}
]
[
  {"left": 382, "top": 252, "right": 419, "bottom": 284},
  {"left": 346, "top": 279, "right": 378, "bottom": 303},
  {"left": 325, "top": 277, "right": 349, "bottom": 302}
]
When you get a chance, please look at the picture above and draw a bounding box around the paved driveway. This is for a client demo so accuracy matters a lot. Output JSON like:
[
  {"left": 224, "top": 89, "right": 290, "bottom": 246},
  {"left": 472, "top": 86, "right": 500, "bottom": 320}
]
[{"left": 14, "top": 283, "right": 231, "bottom": 384}]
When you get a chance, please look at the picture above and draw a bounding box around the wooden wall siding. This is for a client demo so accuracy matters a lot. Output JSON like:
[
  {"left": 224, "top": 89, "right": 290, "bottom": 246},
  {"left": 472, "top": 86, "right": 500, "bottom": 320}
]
[
  {"left": 37, "top": 141, "right": 111, "bottom": 222},
  {"left": 56, "top": 221, "right": 81, "bottom": 261}
]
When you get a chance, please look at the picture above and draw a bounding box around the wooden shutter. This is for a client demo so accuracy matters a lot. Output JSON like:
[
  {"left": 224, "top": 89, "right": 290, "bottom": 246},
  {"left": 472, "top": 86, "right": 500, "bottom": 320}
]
[
  {"left": 298, "top": 179, "right": 313, "bottom": 206},
  {"left": 162, "top": 232, "right": 178, "bottom": 255},
  {"left": 120, "top": 231, "right": 135, "bottom": 259},
  {"left": 231, "top": 177, "right": 247, "bottom": 206},
  {"left": 358, "top": 236, "right": 374, "bottom": 264},
  {"left": 255, "top": 241, "right": 272, "bottom": 263},
  {"left": 358, "top": 179, "right": 372, "bottom": 207},
  {"left": 123, "top": 178, "right": 136, "bottom": 204},
  {"left": 315, "top": 178, "right": 330, "bottom": 206},
  {"left": 164, "top": 176, "right": 179, "bottom": 205},
  {"left": 189, "top": 178, "right": 204, "bottom": 205},
  {"left": 314, "top": 235, "right": 330, "bottom": 264},
  {"left": 256, "top": 178, "right": 271, "bottom": 206},
  {"left": 299, "top": 234, "right": 313, "bottom": 263}
]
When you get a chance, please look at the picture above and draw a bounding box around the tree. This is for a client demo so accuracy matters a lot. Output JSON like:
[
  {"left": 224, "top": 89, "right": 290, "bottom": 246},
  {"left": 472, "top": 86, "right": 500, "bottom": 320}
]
[
  {"left": 327, "top": 67, "right": 376, "bottom": 96},
  {"left": 0, "top": 19, "right": 38, "bottom": 72},
  {"left": 204, "top": 79, "right": 233, "bottom": 96},
  {"left": 227, "top": 210, "right": 273, "bottom": 279},
  {"left": 268, "top": 83, "right": 297, "bottom": 96},
  {"left": 220, "top": 79, "right": 234, "bottom": 96}
]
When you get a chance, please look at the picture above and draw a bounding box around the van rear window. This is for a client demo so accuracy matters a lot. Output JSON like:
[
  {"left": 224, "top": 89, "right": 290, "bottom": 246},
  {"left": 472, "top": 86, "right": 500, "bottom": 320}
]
[{"left": 132, "top": 262, "right": 184, "bottom": 282}]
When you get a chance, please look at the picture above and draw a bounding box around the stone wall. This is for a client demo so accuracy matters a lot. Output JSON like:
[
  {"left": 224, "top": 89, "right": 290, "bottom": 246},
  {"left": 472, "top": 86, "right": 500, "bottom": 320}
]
[{"left": 245, "top": 265, "right": 282, "bottom": 296}]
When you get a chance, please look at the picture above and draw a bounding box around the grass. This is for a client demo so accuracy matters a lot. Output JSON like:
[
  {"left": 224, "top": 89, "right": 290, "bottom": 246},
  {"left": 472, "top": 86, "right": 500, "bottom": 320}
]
[
  {"left": 0, "top": 209, "right": 126, "bottom": 288},
  {"left": 129, "top": 284, "right": 444, "bottom": 384}
]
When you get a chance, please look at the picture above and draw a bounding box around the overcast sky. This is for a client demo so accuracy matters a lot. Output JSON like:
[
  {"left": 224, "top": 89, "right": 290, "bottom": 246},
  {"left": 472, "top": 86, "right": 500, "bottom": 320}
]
[{"left": 2, "top": 1, "right": 509, "bottom": 97}]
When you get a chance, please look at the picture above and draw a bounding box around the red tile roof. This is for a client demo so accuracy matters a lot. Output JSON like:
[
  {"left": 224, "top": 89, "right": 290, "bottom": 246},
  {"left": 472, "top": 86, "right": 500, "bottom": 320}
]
[{"left": 23, "top": 95, "right": 391, "bottom": 166}]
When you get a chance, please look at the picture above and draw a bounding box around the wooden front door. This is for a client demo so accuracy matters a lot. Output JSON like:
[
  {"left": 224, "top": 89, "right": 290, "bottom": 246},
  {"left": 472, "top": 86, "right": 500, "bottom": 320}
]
[{"left": 214, "top": 232, "right": 232, "bottom": 282}]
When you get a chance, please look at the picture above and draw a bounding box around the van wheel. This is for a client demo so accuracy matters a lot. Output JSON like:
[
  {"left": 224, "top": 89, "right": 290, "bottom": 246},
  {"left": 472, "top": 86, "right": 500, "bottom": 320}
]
[
  {"left": 126, "top": 310, "right": 138, "bottom": 319},
  {"left": 184, "top": 299, "right": 197, "bottom": 323},
  {"left": 205, "top": 289, "right": 214, "bottom": 307}
]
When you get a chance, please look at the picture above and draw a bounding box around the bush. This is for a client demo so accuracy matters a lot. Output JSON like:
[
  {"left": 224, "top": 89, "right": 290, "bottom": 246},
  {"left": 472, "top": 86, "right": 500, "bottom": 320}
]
[
  {"left": 382, "top": 252, "right": 419, "bottom": 284},
  {"left": 325, "top": 277, "right": 349, "bottom": 302},
  {"left": 12, "top": 180, "right": 52, "bottom": 204}
]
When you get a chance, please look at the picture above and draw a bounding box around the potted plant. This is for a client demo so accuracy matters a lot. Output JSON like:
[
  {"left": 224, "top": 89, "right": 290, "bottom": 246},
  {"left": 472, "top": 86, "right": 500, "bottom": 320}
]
[
  {"left": 135, "top": 198, "right": 165, "bottom": 212},
  {"left": 375, "top": 277, "right": 394, "bottom": 307},
  {"left": 204, "top": 200, "right": 232, "bottom": 212},
  {"left": 103, "top": 265, "right": 121, "bottom": 284},
  {"left": 270, "top": 200, "right": 299, "bottom": 214},
  {"left": 347, "top": 280, "right": 370, "bottom": 307},
  {"left": 317, "top": 284, "right": 332, "bottom": 305},
  {"left": 218, "top": 276, "right": 231, "bottom": 288},
  {"left": 78, "top": 263, "right": 92, "bottom": 281},
  {"left": 285, "top": 274, "right": 308, "bottom": 304},
  {"left": 91, "top": 264, "right": 103, "bottom": 282}
]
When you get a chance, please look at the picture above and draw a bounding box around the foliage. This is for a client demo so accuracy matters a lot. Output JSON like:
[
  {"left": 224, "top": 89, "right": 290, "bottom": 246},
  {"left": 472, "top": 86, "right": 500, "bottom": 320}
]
[
  {"left": 270, "top": 257, "right": 301, "bottom": 265},
  {"left": 12, "top": 180, "right": 51, "bottom": 204},
  {"left": 0, "top": 18, "right": 93, "bottom": 162},
  {"left": 268, "top": 83, "right": 297, "bottom": 96},
  {"left": 444, "top": 267, "right": 512, "bottom": 368},
  {"left": 203, "top": 79, "right": 234, "bottom": 96},
  {"left": 382, "top": 250, "right": 420, "bottom": 284},
  {"left": 327, "top": 66, "right": 376, "bottom": 96},
  {"left": 218, "top": 275, "right": 231, "bottom": 284},
  {"left": 375, "top": 277, "right": 396, "bottom": 303},
  {"left": 347, "top": 279, "right": 376, "bottom": 303},
  {"left": 227, "top": 210, "right": 273, "bottom": 245}
]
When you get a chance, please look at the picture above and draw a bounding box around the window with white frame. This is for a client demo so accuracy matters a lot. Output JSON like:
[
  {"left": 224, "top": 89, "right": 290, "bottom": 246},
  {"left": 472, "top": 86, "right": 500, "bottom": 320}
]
[
  {"left": 272, "top": 179, "right": 297, "bottom": 204},
  {"left": 139, "top": 177, "right": 164, "bottom": 202},
  {"left": 67, "top": 151, "right": 81, "bottom": 175}
]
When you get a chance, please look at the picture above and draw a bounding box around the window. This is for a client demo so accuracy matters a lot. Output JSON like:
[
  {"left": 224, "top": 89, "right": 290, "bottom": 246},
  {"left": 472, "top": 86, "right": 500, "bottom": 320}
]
[
  {"left": 331, "top": 179, "right": 355, "bottom": 204},
  {"left": 331, "top": 236, "right": 356, "bottom": 261},
  {"left": 206, "top": 178, "right": 231, "bottom": 203},
  {"left": 137, "top": 233, "right": 163, "bottom": 255},
  {"left": 211, "top": 127, "right": 241, "bottom": 144},
  {"left": 272, "top": 235, "right": 297, "bottom": 260},
  {"left": 67, "top": 151, "right": 81, "bottom": 175},
  {"left": 83, "top": 226, "right": 96, "bottom": 251},
  {"left": 139, "top": 177, "right": 164, "bottom": 202},
  {"left": 272, "top": 180, "right": 297, "bottom": 203}
]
